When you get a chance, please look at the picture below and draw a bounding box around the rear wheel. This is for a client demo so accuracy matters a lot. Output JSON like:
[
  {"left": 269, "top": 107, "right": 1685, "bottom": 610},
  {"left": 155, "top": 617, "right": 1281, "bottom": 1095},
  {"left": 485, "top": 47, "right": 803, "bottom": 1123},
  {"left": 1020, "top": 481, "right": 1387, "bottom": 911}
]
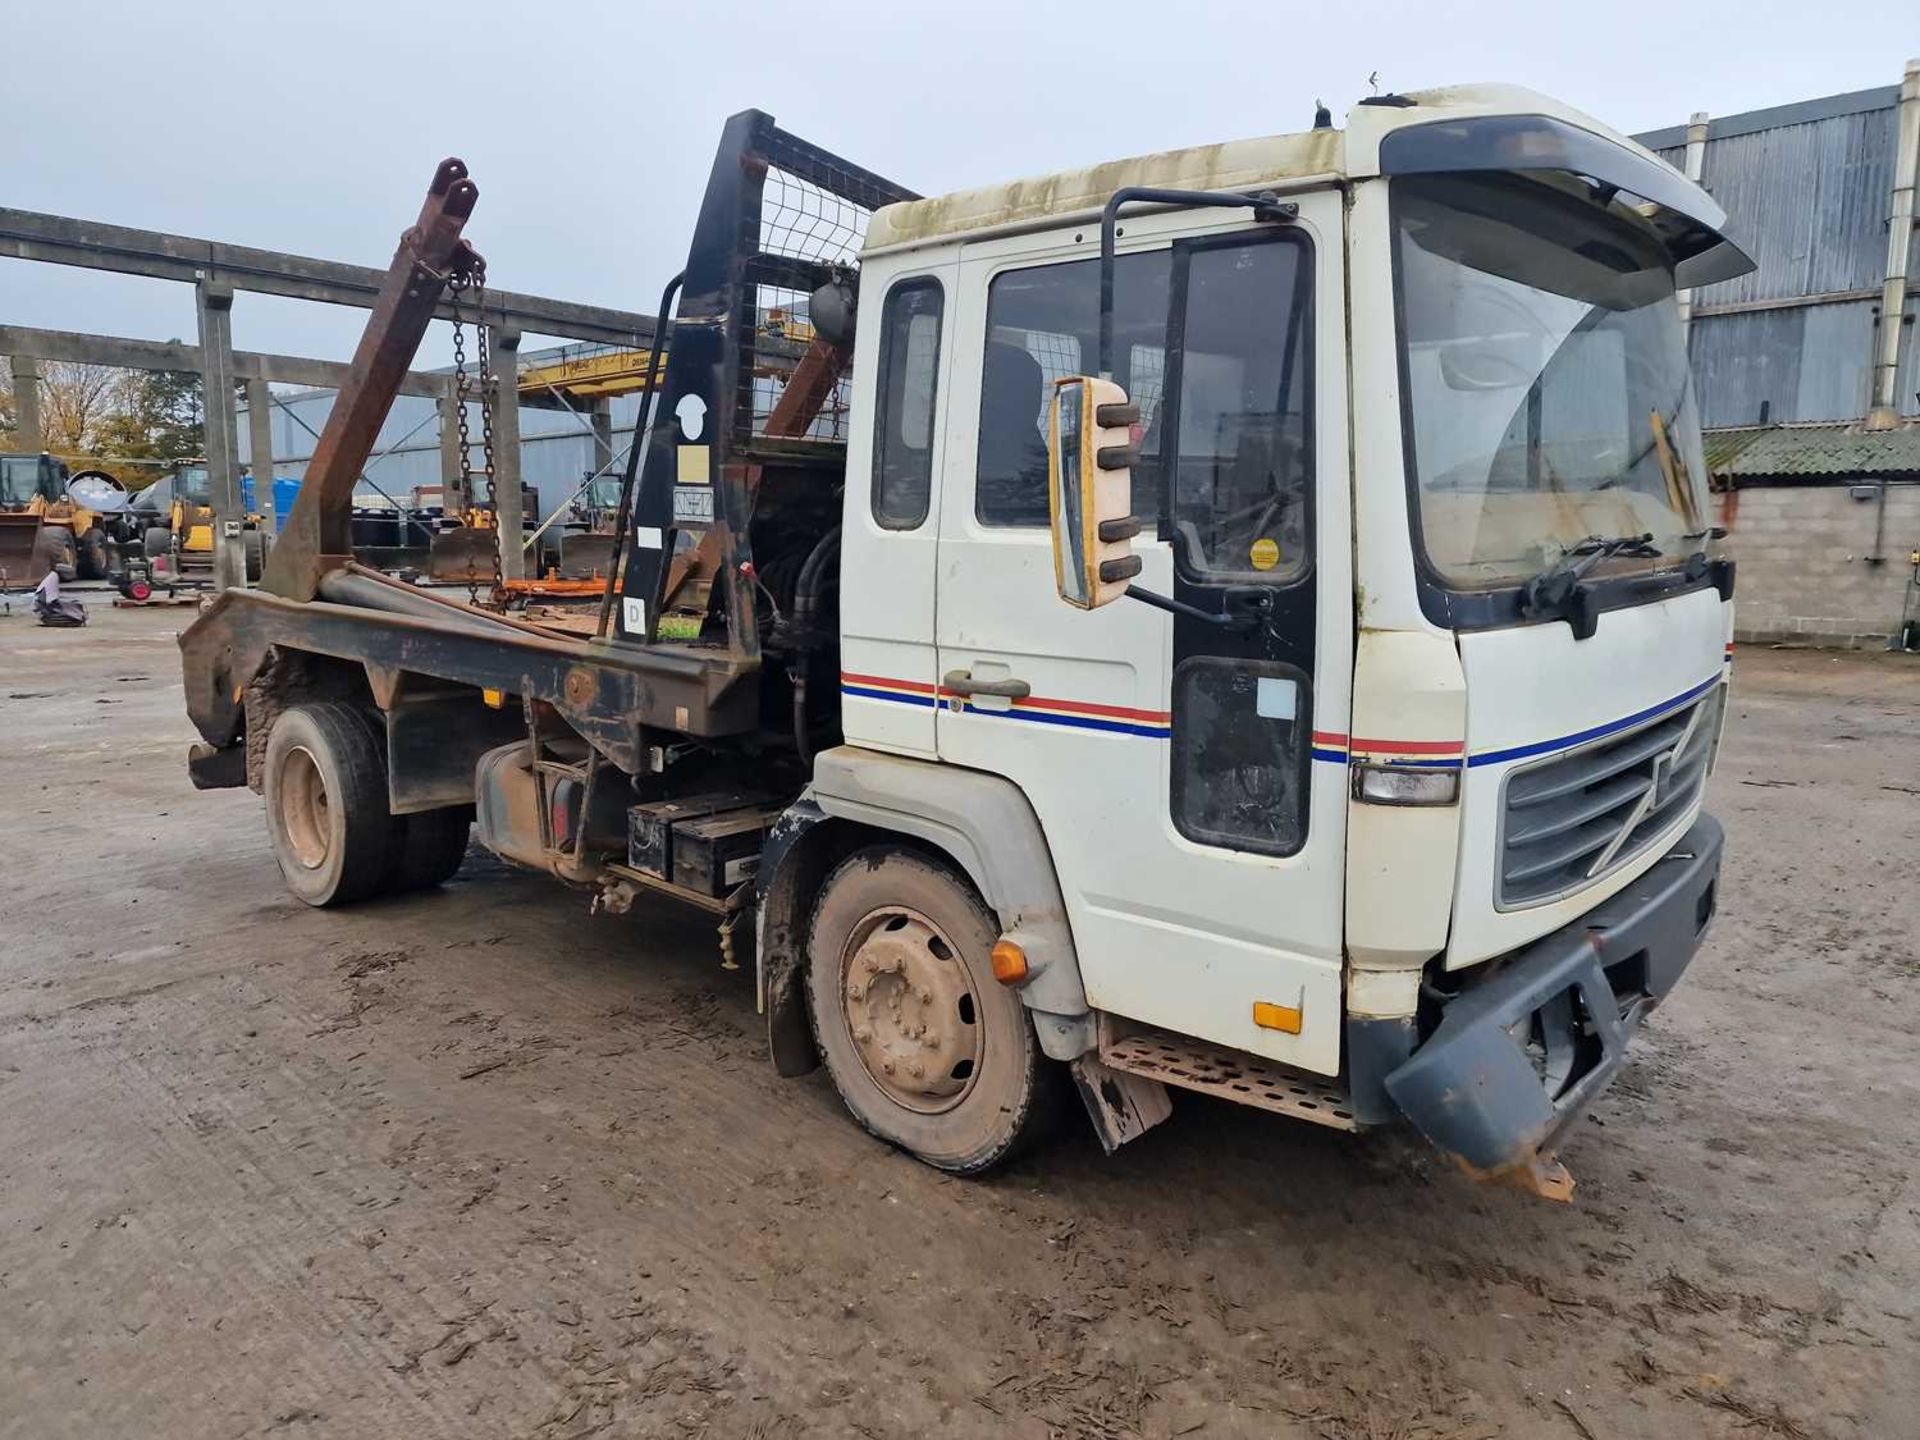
[
  {"left": 383, "top": 806, "right": 472, "bottom": 894},
  {"left": 142, "top": 525, "right": 173, "bottom": 560},
  {"left": 262, "top": 702, "right": 397, "bottom": 907},
  {"left": 242, "top": 529, "right": 267, "bottom": 582},
  {"left": 807, "top": 847, "right": 1055, "bottom": 1174}
]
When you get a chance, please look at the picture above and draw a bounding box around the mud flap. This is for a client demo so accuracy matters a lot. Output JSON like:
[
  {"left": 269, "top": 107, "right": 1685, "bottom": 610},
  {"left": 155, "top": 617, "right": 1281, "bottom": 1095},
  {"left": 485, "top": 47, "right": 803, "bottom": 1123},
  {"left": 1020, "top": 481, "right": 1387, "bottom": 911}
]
[{"left": 1070, "top": 1055, "right": 1172, "bottom": 1155}]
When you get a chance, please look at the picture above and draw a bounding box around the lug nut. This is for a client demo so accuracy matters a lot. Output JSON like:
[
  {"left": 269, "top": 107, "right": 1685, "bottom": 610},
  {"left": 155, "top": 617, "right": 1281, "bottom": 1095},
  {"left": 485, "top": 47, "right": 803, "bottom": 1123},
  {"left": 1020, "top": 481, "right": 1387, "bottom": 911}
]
[
  {"left": 854, "top": 1027, "right": 871, "bottom": 1043},
  {"left": 909, "top": 1062, "right": 924, "bottom": 1078},
  {"left": 881, "top": 1060, "right": 895, "bottom": 1075},
  {"left": 918, "top": 987, "right": 931, "bottom": 1003}
]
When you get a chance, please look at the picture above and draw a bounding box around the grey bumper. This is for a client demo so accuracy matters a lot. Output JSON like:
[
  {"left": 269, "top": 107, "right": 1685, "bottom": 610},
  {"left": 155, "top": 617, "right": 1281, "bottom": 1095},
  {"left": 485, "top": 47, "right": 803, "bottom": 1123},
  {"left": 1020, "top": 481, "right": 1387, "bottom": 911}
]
[{"left": 1384, "top": 814, "right": 1723, "bottom": 1174}]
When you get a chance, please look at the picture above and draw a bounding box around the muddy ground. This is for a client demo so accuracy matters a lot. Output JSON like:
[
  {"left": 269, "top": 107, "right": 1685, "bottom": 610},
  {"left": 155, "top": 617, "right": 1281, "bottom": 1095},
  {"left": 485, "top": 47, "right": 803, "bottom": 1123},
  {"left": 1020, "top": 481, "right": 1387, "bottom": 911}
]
[{"left": 0, "top": 604, "right": 1915, "bottom": 1439}]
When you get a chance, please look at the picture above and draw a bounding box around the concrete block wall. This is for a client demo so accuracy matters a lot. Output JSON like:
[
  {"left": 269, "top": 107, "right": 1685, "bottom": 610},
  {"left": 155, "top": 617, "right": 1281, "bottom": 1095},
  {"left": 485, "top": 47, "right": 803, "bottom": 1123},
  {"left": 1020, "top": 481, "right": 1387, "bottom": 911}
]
[{"left": 1716, "top": 481, "right": 1919, "bottom": 646}]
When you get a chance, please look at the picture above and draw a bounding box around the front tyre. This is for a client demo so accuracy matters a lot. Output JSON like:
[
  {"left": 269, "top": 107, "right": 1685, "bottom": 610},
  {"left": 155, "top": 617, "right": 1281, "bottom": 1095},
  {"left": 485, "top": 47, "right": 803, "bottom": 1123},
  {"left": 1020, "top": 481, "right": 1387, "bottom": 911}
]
[
  {"left": 262, "top": 702, "right": 397, "bottom": 907},
  {"left": 807, "top": 847, "right": 1054, "bottom": 1174}
]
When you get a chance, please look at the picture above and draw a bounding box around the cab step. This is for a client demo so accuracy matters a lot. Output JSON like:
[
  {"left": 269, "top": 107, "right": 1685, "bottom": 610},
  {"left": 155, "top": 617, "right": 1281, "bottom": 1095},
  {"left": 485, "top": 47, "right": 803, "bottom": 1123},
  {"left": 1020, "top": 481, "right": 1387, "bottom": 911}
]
[{"left": 1100, "top": 1030, "right": 1360, "bottom": 1132}]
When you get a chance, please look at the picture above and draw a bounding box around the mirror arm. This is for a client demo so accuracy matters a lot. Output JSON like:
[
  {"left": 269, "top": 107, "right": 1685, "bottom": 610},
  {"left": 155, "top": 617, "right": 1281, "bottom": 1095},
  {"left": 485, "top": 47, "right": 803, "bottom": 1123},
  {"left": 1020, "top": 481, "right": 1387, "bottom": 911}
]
[
  {"left": 1124, "top": 583, "right": 1264, "bottom": 631},
  {"left": 1097, "top": 187, "right": 1298, "bottom": 378}
]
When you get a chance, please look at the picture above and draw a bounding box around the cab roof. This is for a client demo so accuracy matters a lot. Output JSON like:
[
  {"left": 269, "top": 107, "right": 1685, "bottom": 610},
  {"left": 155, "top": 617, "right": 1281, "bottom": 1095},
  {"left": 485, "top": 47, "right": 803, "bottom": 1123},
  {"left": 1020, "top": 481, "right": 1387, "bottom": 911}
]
[{"left": 862, "top": 83, "right": 1669, "bottom": 254}]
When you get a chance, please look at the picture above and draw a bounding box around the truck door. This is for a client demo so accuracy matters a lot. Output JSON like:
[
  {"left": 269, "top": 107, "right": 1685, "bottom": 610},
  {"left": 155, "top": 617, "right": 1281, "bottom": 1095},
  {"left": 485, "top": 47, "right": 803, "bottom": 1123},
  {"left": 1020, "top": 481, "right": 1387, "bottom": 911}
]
[{"left": 930, "top": 194, "right": 1353, "bottom": 1075}]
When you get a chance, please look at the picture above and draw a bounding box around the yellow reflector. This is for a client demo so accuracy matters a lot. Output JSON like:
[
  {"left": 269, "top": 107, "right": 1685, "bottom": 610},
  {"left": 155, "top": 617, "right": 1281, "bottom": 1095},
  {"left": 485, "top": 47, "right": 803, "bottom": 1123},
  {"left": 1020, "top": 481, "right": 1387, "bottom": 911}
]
[
  {"left": 1252, "top": 1001, "right": 1302, "bottom": 1034},
  {"left": 990, "top": 939, "right": 1029, "bottom": 986},
  {"left": 482, "top": 688, "right": 505, "bottom": 709}
]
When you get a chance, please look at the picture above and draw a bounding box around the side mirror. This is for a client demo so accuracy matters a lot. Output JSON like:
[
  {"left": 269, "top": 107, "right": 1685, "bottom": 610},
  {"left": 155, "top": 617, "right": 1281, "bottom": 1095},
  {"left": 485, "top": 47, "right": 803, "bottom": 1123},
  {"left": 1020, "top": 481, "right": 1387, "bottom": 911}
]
[{"left": 1047, "top": 376, "right": 1142, "bottom": 610}]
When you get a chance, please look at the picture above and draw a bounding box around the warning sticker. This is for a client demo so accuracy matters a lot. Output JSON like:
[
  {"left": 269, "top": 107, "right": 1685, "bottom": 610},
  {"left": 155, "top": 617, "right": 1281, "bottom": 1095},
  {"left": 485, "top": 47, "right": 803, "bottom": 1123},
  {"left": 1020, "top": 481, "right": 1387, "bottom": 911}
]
[
  {"left": 673, "top": 486, "right": 715, "bottom": 525},
  {"left": 1249, "top": 536, "right": 1281, "bottom": 571}
]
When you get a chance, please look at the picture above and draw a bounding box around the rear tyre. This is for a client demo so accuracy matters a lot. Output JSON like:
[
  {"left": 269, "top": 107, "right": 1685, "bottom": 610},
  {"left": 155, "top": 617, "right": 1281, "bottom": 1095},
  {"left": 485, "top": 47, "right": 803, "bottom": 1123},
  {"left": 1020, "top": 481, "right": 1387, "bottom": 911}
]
[
  {"left": 262, "top": 702, "right": 398, "bottom": 908},
  {"left": 383, "top": 806, "right": 472, "bottom": 895},
  {"left": 807, "top": 847, "right": 1055, "bottom": 1174},
  {"left": 142, "top": 526, "right": 173, "bottom": 560},
  {"left": 242, "top": 529, "right": 267, "bottom": 583}
]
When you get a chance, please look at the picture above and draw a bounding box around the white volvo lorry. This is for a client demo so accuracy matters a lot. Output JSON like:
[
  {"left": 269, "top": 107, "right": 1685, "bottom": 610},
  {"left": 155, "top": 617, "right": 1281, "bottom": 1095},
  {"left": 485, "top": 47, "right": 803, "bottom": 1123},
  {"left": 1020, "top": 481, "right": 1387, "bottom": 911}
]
[{"left": 178, "top": 83, "right": 1745, "bottom": 1198}]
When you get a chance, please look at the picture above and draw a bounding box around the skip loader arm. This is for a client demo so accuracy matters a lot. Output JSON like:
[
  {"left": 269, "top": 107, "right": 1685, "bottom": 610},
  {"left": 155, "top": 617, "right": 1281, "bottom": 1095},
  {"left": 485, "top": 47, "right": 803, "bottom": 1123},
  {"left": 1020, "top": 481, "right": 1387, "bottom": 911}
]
[{"left": 260, "top": 159, "right": 479, "bottom": 602}]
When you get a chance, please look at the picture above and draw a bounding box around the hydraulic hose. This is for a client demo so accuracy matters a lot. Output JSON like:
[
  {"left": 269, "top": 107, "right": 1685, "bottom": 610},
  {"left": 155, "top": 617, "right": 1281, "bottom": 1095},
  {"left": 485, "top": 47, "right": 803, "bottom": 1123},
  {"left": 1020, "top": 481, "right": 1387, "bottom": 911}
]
[{"left": 788, "top": 525, "right": 843, "bottom": 767}]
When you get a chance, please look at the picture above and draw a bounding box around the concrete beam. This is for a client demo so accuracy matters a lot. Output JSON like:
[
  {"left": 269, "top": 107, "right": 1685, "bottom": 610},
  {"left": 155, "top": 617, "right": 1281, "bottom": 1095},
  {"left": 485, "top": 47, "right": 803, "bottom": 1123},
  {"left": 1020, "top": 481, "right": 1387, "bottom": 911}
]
[
  {"left": 0, "top": 323, "right": 449, "bottom": 399},
  {"left": 245, "top": 377, "right": 276, "bottom": 500},
  {"left": 196, "top": 280, "right": 245, "bottom": 592},
  {"left": 489, "top": 326, "right": 524, "bottom": 581},
  {"left": 0, "top": 206, "right": 658, "bottom": 349},
  {"left": 9, "top": 352, "right": 42, "bottom": 452},
  {"left": 438, "top": 393, "right": 467, "bottom": 514}
]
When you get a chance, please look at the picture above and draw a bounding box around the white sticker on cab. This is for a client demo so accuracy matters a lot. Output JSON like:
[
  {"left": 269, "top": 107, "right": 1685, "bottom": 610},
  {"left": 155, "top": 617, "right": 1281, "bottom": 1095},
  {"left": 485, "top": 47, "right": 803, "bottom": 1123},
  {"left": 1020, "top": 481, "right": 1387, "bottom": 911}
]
[{"left": 1255, "top": 675, "right": 1298, "bottom": 720}]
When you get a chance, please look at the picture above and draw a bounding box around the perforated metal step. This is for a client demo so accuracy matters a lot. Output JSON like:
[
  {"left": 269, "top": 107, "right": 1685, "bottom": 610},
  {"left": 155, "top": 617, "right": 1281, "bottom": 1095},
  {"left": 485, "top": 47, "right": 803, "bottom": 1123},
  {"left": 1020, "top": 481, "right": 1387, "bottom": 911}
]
[{"left": 1100, "top": 1031, "right": 1359, "bottom": 1131}]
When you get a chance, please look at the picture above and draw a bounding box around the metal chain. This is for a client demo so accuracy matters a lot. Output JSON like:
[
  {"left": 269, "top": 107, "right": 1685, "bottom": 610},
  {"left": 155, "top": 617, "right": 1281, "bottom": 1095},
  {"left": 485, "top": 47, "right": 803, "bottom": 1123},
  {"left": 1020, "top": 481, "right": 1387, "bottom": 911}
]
[
  {"left": 448, "top": 272, "right": 480, "bottom": 606},
  {"left": 448, "top": 259, "right": 503, "bottom": 607},
  {"left": 472, "top": 259, "right": 503, "bottom": 602}
]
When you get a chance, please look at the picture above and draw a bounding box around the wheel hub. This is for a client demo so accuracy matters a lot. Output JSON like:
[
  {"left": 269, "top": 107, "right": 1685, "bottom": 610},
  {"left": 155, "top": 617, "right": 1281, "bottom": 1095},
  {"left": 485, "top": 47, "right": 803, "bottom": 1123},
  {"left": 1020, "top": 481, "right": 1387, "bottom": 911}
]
[
  {"left": 279, "top": 746, "right": 332, "bottom": 870},
  {"left": 841, "top": 906, "right": 982, "bottom": 1113}
]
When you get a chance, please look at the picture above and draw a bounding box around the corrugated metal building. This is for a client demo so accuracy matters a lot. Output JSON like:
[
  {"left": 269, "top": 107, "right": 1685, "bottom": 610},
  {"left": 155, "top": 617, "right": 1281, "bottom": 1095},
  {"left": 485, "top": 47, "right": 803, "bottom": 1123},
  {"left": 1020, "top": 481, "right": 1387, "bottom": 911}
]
[{"left": 1637, "top": 64, "right": 1920, "bottom": 646}]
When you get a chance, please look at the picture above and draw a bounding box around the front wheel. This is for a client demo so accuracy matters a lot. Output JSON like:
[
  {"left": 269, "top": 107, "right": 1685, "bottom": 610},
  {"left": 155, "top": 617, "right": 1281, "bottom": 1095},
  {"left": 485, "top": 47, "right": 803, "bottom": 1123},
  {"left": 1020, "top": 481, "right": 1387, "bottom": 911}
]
[
  {"left": 807, "top": 847, "right": 1057, "bottom": 1174},
  {"left": 262, "top": 702, "right": 397, "bottom": 907}
]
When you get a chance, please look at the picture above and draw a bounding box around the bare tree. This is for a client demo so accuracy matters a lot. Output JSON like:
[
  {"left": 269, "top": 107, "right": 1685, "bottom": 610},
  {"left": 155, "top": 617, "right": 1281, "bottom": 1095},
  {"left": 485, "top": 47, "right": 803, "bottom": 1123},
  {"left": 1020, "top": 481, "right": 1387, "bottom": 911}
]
[{"left": 37, "top": 362, "right": 130, "bottom": 453}]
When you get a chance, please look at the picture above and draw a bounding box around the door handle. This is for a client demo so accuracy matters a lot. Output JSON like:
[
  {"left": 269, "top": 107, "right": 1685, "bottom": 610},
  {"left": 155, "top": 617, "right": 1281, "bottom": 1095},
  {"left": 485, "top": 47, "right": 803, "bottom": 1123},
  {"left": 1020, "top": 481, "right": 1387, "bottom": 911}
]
[{"left": 943, "top": 669, "right": 1031, "bottom": 699}]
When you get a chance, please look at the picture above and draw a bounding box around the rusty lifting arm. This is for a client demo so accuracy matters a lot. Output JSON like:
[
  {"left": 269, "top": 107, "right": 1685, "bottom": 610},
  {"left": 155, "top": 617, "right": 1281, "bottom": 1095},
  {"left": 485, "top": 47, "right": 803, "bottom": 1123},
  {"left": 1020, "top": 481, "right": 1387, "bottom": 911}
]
[{"left": 260, "top": 159, "right": 480, "bottom": 602}]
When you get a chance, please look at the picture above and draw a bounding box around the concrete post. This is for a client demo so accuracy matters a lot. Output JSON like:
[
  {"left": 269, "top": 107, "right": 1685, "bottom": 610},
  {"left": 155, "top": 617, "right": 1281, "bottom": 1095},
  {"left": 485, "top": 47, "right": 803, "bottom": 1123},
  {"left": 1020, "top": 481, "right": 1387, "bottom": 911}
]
[
  {"left": 1868, "top": 59, "right": 1920, "bottom": 428},
  {"left": 488, "top": 325, "right": 524, "bottom": 580},
  {"left": 245, "top": 377, "right": 275, "bottom": 532},
  {"left": 438, "top": 379, "right": 467, "bottom": 518},
  {"left": 196, "top": 278, "right": 244, "bottom": 590},
  {"left": 9, "top": 353, "right": 43, "bottom": 452},
  {"left": 589, "top": 396, "right": 614, "bottom": 474},
  {"left": 1677, "top": 111, "right": 1710, "bottom": 334}
]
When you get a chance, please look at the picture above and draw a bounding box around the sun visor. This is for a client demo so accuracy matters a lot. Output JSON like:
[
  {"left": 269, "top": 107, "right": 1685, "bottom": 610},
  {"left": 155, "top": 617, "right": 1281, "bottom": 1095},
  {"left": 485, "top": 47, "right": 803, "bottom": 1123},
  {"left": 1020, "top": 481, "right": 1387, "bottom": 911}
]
[{"left": 1379, "top": 113, "right": 1755, "bottom": 285}]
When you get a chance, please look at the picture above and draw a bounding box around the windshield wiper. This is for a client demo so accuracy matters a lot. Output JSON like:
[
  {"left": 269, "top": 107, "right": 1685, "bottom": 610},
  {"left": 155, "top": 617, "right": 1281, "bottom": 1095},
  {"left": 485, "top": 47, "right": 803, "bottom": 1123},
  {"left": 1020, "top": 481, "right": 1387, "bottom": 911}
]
[{"left": 1519, "top": 532, "right": 1660, "bottom": 639}]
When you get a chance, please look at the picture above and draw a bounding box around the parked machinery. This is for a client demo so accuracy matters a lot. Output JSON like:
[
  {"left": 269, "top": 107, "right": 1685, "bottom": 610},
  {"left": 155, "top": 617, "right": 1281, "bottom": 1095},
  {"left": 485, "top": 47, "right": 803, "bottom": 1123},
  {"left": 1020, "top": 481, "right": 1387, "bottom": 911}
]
[
  {"left": 128, "top": 460, "right": 270, "bottom": 583},
  {"left": 0, "top": 452, "right": 129, "bottom": 582}
]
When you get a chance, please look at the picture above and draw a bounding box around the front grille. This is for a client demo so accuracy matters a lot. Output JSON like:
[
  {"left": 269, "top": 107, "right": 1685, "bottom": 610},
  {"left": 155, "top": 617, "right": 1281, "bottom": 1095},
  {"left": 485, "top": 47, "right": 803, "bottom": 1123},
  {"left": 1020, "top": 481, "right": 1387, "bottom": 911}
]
[{"left": 1498, "top": 687, "right": 1722, "bottom": 907}]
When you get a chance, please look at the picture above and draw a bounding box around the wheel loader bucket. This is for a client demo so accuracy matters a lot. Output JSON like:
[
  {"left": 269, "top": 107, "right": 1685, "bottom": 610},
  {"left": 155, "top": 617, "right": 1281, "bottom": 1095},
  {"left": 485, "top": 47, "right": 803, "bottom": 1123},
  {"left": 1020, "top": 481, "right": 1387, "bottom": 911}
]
[
  {"left": 0, "top": 512, "right": 48, "bottom": 587},
  {"left": 425, "top": 526, "right": 502, "bottom": 583}
]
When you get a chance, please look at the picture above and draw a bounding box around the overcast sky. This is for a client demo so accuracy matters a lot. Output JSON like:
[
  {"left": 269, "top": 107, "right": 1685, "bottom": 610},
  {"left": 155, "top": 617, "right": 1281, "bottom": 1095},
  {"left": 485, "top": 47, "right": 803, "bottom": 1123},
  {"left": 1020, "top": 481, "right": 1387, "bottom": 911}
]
[{"left": 3, "top": 0, "right": 1912, "bottom": 369}]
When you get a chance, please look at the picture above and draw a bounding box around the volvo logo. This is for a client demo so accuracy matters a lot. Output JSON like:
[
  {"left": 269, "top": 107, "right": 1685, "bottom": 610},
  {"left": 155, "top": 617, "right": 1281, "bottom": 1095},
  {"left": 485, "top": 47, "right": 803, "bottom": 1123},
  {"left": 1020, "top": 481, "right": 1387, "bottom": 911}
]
[{"left": 1585, "top": 703, "right": 1707, "bottom": 880}]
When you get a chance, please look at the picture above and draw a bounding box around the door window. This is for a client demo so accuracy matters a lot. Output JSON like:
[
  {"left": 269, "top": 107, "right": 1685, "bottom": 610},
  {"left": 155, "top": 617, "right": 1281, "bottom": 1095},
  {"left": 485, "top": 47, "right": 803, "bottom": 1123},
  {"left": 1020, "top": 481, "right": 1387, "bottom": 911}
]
[
  {"left": 972, "top": 234, "right": 1312, "bottom": 584},
  {"left": 871, "top": 277, "right": 945, "bottom": 530},
  {"left": 1165, "top": 237, "right": 1313, "bottom": 583},
  {"left": 1170, "top": 658, "right": 1312, "bottom": 856},
  {"left": 975, "top": 252, "right": 1172, "bottom": 527}
]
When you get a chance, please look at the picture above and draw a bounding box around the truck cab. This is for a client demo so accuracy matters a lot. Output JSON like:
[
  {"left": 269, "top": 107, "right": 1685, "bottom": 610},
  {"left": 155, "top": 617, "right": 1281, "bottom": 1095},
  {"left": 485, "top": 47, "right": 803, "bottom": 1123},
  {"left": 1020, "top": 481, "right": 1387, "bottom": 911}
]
[{"left": 811, "top": 83, "right": 1739, "bottom": 1188}]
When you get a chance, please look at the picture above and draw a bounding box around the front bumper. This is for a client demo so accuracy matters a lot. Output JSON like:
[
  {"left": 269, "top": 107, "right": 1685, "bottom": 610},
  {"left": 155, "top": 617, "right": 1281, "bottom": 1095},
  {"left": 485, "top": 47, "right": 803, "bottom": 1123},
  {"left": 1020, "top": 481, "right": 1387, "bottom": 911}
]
[{"left": 1384, "top": 814, "right": 1723, "bottom": 1176}]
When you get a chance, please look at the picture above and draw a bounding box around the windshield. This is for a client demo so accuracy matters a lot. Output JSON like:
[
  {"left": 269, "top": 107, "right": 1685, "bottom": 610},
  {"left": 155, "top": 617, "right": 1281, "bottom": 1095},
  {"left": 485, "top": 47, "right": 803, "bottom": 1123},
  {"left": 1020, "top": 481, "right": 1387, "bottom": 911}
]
[
  {"left": 0, "top": 456, "right": 42, "bottom": 506},
  {"left": 1393, "top": 174, "right": 1709, "bottom": 591}
]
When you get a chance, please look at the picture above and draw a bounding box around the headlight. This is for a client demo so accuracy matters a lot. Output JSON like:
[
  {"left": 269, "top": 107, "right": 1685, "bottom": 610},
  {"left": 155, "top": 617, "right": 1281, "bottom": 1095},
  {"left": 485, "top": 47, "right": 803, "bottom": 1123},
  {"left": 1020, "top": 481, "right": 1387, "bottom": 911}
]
[{"left": 1351, "top": 762, "right": 1460, "bottom": 807}]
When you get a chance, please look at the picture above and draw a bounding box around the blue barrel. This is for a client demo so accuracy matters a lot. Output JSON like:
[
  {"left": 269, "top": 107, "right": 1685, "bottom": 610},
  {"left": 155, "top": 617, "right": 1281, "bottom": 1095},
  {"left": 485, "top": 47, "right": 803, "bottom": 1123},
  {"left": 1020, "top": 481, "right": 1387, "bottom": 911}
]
[{"left": 272, "top": 477, "right": 302, "bottom": 533}]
